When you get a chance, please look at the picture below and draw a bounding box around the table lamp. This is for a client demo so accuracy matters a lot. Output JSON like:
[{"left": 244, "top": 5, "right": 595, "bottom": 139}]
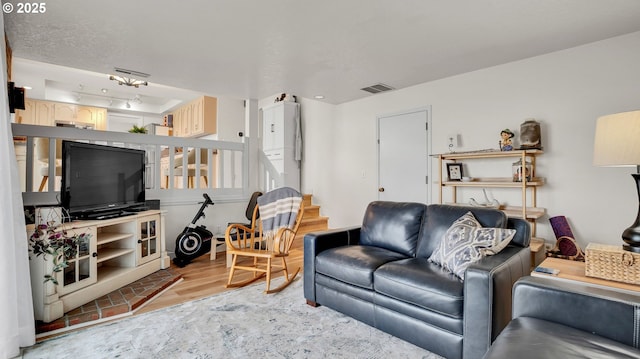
[{"left": 593, "top": 110, "right": 640, "bottom": 252}]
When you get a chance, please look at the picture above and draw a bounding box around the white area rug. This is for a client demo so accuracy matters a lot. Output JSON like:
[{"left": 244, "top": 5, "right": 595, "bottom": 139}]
[{"left": 22, "top": 278, "right": 442, "bottom": 358}]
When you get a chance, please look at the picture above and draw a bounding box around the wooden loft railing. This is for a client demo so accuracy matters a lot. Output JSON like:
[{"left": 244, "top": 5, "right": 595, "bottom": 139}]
[{"left": 11, "top": 123, "right": 250, "bottom": 206}]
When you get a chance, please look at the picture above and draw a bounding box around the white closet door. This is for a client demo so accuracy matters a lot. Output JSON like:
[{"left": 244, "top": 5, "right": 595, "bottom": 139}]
[{"left": 378, "top": 108, "right": 430, "bottom": 204}]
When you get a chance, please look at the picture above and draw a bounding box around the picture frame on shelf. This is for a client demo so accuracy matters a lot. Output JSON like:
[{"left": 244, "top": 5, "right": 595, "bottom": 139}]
[{"left": 447, "top": 163, "right": 463, "bottom": 181}]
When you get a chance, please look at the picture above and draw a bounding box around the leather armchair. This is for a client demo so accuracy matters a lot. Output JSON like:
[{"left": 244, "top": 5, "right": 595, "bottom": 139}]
[{"left": 483, "top": 276, "right": 640, "bottom": 358}]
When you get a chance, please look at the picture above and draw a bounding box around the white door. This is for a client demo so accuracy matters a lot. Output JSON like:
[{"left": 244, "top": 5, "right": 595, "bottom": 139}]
[{"left": 378, "top": 108, "right": 430, "bottom": 203}]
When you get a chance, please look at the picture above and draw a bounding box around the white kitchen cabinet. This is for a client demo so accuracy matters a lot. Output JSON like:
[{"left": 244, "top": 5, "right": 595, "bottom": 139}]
[
  {"left": 16, "top": 99, "right": 106, "bottom": 129},
  {"left": 260, "top": 102, "right": 301, "bottom": 191},
  {"left": 76, "top": 106, "right": 107, "bottom": 130},
  {"left": 53, "top": 102, "right": 77, "bottom": 122},
  {"left": 171, "top": 96, "right": 217, "bottom": 138},
  {"left": 16, "top": 99, "right": 54, "bottom": 126}
]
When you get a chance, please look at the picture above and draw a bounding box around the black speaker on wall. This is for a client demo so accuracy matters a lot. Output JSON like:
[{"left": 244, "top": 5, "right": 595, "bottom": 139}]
[{"left": 7, "top": 82, "right": 25, "bottom": 113}]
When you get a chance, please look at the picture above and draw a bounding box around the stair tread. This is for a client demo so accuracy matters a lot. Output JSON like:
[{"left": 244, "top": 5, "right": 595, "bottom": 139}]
[
  {"left": 301, "top": 216, "right": 328, "bottom": 223},
  {"left": 302, "top": 211, "right": 321, "bottom": 219},
  {"left": 297, "top": 225, "right": 329, "bottom": 234},
  {"left": 298, "top": 194, "right": 327, "bottom": 234}
]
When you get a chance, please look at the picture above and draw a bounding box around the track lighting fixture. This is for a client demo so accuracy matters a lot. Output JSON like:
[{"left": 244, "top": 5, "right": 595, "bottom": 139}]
[{"left": 109, "top": 75, "right": 148, "bottom": 88}]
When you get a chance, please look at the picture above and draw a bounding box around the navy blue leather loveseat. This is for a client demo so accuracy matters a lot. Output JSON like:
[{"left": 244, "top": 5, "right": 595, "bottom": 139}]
[{"left": 304, "top": 202, "right": 531, "bottom": 359}]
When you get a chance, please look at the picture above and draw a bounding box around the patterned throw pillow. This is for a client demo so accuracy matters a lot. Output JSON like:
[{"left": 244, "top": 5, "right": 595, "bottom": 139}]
[{"left": 428, "top": 211, "right": 516, "bottom": 280}]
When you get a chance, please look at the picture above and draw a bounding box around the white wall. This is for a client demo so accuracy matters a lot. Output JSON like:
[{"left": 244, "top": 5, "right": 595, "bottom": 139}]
[
  {"left": 107, "top": 112, "right": 163, "bottom": 132},
  {"left": 304, "top": 31, "right": 640, "bottom": 250},
  {"left": 296, "top": 98, "right": 336, "bottom": 210}
]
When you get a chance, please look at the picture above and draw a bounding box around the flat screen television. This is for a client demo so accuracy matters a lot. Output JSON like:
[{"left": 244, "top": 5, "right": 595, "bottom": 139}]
[{"left": 61, "top": 141, "right": 145, "bottom": 219}]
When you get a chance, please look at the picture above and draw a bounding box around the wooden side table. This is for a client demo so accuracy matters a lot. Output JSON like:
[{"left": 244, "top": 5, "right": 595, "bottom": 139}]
[
  {"left": 529, "top": 237, "right": 546, "bottom": 267},
  {"left": 532, "top": 257, "right": 640, "bottom": 294}
]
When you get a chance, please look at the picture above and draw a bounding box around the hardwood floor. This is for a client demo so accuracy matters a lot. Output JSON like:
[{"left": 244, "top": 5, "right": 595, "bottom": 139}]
[
  {"left": 136, "top": 238, "right": 305, "bottom": 315},
  {"left": 138, "top": 193, "right": 324, "bottom": 315}
]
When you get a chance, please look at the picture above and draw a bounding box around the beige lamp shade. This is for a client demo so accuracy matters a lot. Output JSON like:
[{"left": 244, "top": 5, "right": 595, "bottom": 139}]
[{"left": 593, "top": 110, "right": 640, "bottom": 167}]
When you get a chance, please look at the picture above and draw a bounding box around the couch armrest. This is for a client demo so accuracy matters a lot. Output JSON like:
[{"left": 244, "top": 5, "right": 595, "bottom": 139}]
[
  {"left": 512, "top": 276, "right": 640, "bottom": 348},
  {"left": 303, "top": 226, "right": 361, "bottom": 303},
  {"left": 507, "top": 217, "right": 531, "bottom": 248},
  {"left": 463, "top": 245, "right": 531, "bottom": 359}
]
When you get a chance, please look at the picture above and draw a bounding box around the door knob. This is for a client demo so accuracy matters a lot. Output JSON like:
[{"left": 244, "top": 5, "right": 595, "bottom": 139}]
[{"left": 378, "top": 187, "right": 385, "bottom": 192}]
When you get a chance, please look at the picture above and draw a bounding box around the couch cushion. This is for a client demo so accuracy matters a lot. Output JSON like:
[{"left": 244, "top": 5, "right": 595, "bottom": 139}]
[
  {"left": 360, "top": 201, "right": 427, "bottom": 257},
  {"left": 428, "top": 211, "right": 516, "bottom": 279},
  {"left": 316, "top": 245, "right": 408, "bottom": 289},
  {"left": 374, "top": 257, "right": 464, "bottom": 318},
  {"left": 416, "top": 204, "right": 508, "bottom": 258},
  {"left": 483, "top": 317, "right": 640, "bottom": 359}
]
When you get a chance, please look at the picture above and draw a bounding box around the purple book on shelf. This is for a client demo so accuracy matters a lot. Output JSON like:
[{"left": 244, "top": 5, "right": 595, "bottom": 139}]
[{"left": 549, "top": 215, "right": 575, "bottom": 240}]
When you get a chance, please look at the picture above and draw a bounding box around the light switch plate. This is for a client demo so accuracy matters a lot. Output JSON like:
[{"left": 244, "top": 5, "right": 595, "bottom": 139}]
[{"left": 448, "top": 134, "right": 460, "bottom": 148}]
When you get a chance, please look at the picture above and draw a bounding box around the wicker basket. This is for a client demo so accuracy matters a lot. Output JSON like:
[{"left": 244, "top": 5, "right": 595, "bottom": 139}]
[{"left": 585, "top": 243, "right": 640, "bottom": 285}]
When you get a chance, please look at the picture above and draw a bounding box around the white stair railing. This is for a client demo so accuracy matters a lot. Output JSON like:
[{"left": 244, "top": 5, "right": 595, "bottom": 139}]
[{"left": 11, "top": 123, "right": 250, "bottom": 206}]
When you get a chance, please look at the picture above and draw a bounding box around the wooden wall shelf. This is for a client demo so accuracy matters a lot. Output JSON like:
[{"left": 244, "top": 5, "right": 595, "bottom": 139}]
[
  {"left": 442, "top": 177, "right": 546, "bottom": 187},
  {"left": 438, "top": 149, "right": 546, "bottom": 249}
]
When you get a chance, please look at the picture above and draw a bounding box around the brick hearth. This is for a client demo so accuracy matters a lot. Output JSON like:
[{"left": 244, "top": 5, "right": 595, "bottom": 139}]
[{"left": 36, "top": 268, "right": 182, "bottom": 335}]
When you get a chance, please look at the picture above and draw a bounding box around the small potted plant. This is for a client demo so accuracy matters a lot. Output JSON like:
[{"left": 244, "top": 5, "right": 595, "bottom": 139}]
[
  {"left": 128, "top": 124, "right": 147, "bottom": 134},
  {"left": 28, "top": 223, "right": 92, "bottom": 285}
]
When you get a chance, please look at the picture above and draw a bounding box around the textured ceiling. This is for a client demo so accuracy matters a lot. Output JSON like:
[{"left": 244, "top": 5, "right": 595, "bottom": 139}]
[{"left": 5, "top": 0, "right": 640, "bottom": 109}]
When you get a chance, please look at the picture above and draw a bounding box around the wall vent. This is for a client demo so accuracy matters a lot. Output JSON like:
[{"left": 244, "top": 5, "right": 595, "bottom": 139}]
[
  {"left": 114, "top": 67, "right": 150, "bottom": 78},
  {"left": 360, "top": 83, "right": 395, "bottom": 94}
]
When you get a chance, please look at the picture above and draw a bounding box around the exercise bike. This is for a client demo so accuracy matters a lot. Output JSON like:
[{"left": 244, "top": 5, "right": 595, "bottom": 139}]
[{"left": 172, "top": 193, "right": 214, "bottom": 267}]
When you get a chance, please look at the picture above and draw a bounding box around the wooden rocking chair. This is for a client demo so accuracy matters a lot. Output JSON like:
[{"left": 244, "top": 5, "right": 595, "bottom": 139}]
[{"left": 225, "top": 188, "right": 304, "bottom": 293}]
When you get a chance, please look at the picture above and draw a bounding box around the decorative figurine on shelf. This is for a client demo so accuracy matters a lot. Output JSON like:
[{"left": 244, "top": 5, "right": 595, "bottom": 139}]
[
  {"left": 469, "top": 189, "right": 502, "bottom": 209},
  {"left": 499, "top": 129, "right": 515, "bottom": 151},
  {"left": 274, "top": 93, "right": 297, "bottom": 103},
  {"left": 512, "top": 159, "right": 533, "bottom": 182},
  {"left": 519, "top": 119, "right": 542, "bottom": 149}
]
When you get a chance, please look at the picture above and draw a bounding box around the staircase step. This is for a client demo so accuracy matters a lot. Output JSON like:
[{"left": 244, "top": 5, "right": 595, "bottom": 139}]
[
  {"left": 302, "top": 205, "right": 320, "bottom": 218},
  {"left": 303, "top": 194, "right": 313, "bottom": 207},
  {"left": 297, "top": 194, "right": 328, "bottom": 237},
  {"left": 301, "top": 215, "right": 328, "bottom": 225},
  {"left": 298, "top": 216, "right": 329, "bottom": 235}
]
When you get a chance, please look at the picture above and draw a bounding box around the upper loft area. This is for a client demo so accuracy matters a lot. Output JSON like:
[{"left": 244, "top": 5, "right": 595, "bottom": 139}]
[{"left": 9, "top": 58, "right": 248, "bottom": 142}]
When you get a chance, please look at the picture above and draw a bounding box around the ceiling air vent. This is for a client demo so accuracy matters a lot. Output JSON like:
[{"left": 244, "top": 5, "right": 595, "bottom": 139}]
[
  {"left": 360, "top": 83, "right": 395, "bottom": 94},
  {"left": 114, "top": 67, "right": 150, "bottom": 78}
]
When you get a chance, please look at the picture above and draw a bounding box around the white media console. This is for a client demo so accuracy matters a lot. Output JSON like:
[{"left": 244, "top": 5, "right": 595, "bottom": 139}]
[{"left": 28, "top": 210, "right": 170, "bottom": 323}]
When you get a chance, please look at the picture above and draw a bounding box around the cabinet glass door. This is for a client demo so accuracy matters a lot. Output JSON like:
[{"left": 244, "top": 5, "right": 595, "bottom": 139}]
[
  {"left": 57, "top": 226, "right": 97, "bottom": 295},
  {"left": 138, "top": 215, "right": 160, "bottom": 264}
]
